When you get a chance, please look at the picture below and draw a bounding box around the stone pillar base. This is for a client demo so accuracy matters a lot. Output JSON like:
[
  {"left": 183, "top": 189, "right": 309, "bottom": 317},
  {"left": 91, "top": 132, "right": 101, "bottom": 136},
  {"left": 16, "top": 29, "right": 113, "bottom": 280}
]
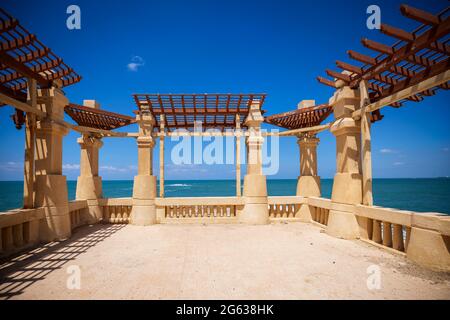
[
  {"left": 406, "top": 227, "right": 450, "bottom": 272},
  {"left": 296, "top": 175, "right": 321, "bottom": 197},
  {"left": 76, "top": 176, "right": 103, "bottom": 224},
  {"left": 131, "top": 175, "right": 157, "bottom": 225},
  {"left": 131, "top": 200, "right": 156, "bottom": 225},
  {"left": 331, "top": 172, "right": 362, "bottom": 205},
  {"left": 326, "top": 210, "right": 360, "bottom": 239},
  {"left": 240, "top": 175, "right": 268, "bottom": 224},
  {"left": 35, "top": 175, "right": 71, "bottom": 242},
  {"left": 156, "top": 206, "right": 165, "bottom": 223},
  {"left": 295, "top": 204, "right": 313, "bottom": 222},
  {"left": 39, "top": 206, "right": 71, "bottom": 242},
  {"left": 76, "top": 176, "right": 102, "bottom": 199},
  {"left": 84, "top": 199, "right": 103, "bottom": 224}
]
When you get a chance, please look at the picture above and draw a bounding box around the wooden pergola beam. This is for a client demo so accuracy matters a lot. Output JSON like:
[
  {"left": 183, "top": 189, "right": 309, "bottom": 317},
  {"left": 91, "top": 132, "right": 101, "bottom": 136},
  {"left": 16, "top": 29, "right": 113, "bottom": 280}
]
[
  {"left": 380, "top": 23, "right": 415, "bottom": 42},
  {"left": 0, "top": 51, "right": 51, "bottom": 88},
  {"left": 0, "top": 91, "right": 45, "bottom": 117},
  {"left": 271, "top": 123, "right": 331, "bottom": 136},
  {"left": 317, "top": 76, "right": 336, "bottom": 88},
  {"left": 400, "top": 4, "right": 441, "bottom": 25},
  {"left": 352, "top": 69, "right": 450, "bottom": 118}
]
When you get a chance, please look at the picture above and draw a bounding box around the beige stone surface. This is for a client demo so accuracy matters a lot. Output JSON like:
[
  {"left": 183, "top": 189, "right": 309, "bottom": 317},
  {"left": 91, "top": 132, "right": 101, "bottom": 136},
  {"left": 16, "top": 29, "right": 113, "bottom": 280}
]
[{"left": 1, "top": 223, "right": 449, "bottom": 300}]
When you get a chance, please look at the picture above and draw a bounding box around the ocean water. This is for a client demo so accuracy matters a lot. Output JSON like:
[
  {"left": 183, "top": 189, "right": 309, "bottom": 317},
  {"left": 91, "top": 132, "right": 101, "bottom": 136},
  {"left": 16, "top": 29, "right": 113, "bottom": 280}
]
[{"left": 0, "top": 178, "right": 449, "bottom": 214}]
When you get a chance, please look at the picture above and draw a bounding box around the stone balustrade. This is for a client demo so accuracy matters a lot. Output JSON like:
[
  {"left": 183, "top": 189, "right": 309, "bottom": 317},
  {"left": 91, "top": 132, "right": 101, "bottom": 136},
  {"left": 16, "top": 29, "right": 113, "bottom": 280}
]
[
  {"left": 268, "top": 196, "right": 305, "bottom": 220},
  {"left": 0, "top": 207, "right": 44, "bottom": 257},
  {"left": 100, "top": 198, "right": 133, "bottom": 224},
  {"left": 68, "top": 200, "right": 89, "bottom": 230},
  {"left": 307, "top": 197, "right": 331, "bottom": 226},
  {"left": 156, "top": 197, "right": 243, "bottom": 224}
]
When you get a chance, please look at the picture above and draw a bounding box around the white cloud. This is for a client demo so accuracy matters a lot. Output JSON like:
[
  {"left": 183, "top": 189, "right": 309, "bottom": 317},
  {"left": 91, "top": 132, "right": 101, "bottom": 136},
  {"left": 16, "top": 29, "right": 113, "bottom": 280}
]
[
  {"left": 100, "top": 165, "right": 138, "bottom": 173},
  {"left": 0, "top": 161, "right": 22, "bottom": 171},
  {"left": 393, "top": 162, "right": 405, "bottom": 166},
  {"left": 127, "top": 55, "right": 145, "bottom": 71},
  {"left": 63, "top": 163, "right": 80, "bottom": 170},
  {"left": 442, "top": 147, "right": 449, "bottom": 152},
  {"left": 380, "top": 148, "right": 396, "bottom": 154}
]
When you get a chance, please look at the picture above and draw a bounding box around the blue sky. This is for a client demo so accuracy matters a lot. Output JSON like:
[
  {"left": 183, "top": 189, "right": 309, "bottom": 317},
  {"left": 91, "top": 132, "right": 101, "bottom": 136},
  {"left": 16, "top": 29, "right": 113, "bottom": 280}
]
[{"left": 0, "top": 0, "right": 449, "bottom": 180}]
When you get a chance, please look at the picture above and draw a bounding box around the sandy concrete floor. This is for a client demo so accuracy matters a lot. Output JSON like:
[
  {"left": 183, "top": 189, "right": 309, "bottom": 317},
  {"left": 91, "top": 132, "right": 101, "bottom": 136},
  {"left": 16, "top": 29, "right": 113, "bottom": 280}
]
[{"left": 0, "top": 222, "right": 449, "bottom": 300}]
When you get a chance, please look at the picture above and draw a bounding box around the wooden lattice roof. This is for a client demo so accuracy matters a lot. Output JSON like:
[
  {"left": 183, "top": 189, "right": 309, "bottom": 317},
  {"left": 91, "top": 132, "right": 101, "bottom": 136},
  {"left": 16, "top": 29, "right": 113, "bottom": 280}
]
[
  {"left": 132, "top": 93, "right": 266, "bottom": 131},
  {"left": 317, "top": 4, "right": 449, "bottom": 112},
  {"left": 265, "top": 104, "right": 333, "bottom": 130},
  {"left": 65, "top": 104, "right": 135, "bottom": 130},
  {"left": 0, "top": 9, "right": 81, "bottom": 103}
]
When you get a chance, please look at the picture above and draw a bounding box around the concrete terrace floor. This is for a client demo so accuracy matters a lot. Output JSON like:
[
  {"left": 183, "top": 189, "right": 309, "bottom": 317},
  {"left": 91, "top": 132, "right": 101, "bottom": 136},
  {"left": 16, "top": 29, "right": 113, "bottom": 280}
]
[{"left": 0, "top": 222, "right": 449, "bottom": 300}]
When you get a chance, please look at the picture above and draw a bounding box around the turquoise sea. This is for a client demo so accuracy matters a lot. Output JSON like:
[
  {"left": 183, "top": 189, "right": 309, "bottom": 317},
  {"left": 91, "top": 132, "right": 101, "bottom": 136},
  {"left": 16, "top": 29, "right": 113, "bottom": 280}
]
[{"left": 0, "top": 178, "right": 449, "bottom": 214}]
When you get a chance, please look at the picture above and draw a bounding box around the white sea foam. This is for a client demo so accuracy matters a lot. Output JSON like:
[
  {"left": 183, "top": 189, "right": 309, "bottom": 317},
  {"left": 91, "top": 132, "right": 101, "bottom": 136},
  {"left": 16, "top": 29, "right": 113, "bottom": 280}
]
[{"left": 166, "top": 184, "right": 191, "bottom": 187}]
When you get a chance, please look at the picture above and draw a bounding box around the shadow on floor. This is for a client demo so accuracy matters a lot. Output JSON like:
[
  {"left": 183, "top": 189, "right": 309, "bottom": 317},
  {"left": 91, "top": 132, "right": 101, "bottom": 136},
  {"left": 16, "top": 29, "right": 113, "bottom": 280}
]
[{"left": 0, "top": 223, "right": 126, "bottom": 300}]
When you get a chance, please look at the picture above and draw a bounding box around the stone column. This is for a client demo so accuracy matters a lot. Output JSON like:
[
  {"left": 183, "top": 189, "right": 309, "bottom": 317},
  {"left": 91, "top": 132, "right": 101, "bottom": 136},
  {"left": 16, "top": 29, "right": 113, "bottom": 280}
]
[
  {"left": 75, "top": 100, "right": 104, "bottom": 224},
  {"left": 239, "top": 101, "right": 268, "bottom": 224},
  {"left": 130, "top": 108, "right": 157, "bottom": 225},
  {"left": 296, "top": 133, "right": 321, "bottom": 221},
  {"left": 326, "top": 86, "right": 363, "bottom": 239},
  {"left": 34, "top": 87, "right": 71, "bottom": 241}
]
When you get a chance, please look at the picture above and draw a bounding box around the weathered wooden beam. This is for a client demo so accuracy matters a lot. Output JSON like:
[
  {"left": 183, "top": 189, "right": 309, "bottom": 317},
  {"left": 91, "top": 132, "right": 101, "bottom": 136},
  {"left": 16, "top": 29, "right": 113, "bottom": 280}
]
[
  {"left": 380, "top": 24, "right": 415, "bottom": 42},
  {"left": 352, "top": 13, "right": 450, "bottom": 86},
  {"left": 347, "top": 50, "right": 377, "bottom": 65},
  {"left": 326, "top": 69, "right": 351, "bottom": 82},
  {"left": 353, "top": 69, "right": 450, "bottom": 118},
  {"left": 272, "top": 123, "right": 331, "bottom": 136},
  {"left": 0, "top": 91, "right": 45, "bottom": 117},
  {"left": 400, "top": 4, "right": 441, "bottom": 26},
  {"left": 0, "top": 52, "right": 51, "bottom": 87},
  {"left": 336, "top": 60, "right": 363, "bottom": 74},
  {"left": 317, "top": 76, "right": 336, "bottom": 88}
]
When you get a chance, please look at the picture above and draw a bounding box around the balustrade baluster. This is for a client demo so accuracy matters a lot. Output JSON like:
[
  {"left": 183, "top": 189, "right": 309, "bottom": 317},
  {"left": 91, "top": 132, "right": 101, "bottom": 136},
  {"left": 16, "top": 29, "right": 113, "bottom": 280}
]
[
  {"left": 392, "top": 224, "right": 405, "bottom": 251},
  {"left": 372, "top": 220, "right": 382, "bottom": 243},
  {"left": 382, "top": 222, "right": 393, "bottom": 247}
]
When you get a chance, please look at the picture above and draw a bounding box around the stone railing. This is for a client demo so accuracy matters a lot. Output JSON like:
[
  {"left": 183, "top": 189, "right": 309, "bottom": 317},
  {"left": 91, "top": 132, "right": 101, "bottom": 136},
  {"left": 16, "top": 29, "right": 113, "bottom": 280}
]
[
  {"left": 68, "top": 200, "right": 89, "bottom": 230},
  {"left": 307, "top": 196, "right": 450, "bottom": 271},
  {"left": 353, "top": 205, "right": 450, "bottom": 255},
  {"left": 156, "top": 197, "right": 243, "bottom": 223},
  {"left": 101, "top": 198, "right": 133, "bottom": 224},
  {"left": 0, "top": 207, "right": 44, "bottom": 257},
  {"left": 353, "top": 205, "right": 413, "bottom": 253},
  {"left": 268, "top": 196, "right": 304, "bottom": 220},
  {"left": 307, "top": 197, "right": 331, "bottom": 226}
]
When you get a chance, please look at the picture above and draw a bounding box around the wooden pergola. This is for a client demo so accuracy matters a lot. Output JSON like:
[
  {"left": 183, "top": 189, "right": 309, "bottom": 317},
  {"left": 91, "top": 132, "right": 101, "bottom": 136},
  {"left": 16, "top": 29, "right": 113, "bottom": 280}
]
[
  {"left": 65, "top": 103, "right": 135, "bottom": 131},
  {"left": 132, "top": 93, "right": 266, "bottom": 132},
  {"left": 264, "top": 104, "right": 332, "bottom": 130},
  {"left": 0, "top": 8, "right": 81, "bottom": 127},
  {"left": 0, "top": 8, "right": 82, "bottom": 209},
  {"left": 131, "top": 93, "right": 267, "bottom": 197},
  {"left": 316, "top": 4, "right": 449, "bottom": 207},
  {"left": 317, "top": 4, "right": 449, "bottom": 113}
]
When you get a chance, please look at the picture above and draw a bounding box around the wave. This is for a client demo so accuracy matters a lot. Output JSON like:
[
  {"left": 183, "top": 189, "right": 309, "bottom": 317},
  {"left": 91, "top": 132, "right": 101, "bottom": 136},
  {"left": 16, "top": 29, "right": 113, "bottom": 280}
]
[{"left": 166, "top": 183, "right": 191, "bottom": 187}]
